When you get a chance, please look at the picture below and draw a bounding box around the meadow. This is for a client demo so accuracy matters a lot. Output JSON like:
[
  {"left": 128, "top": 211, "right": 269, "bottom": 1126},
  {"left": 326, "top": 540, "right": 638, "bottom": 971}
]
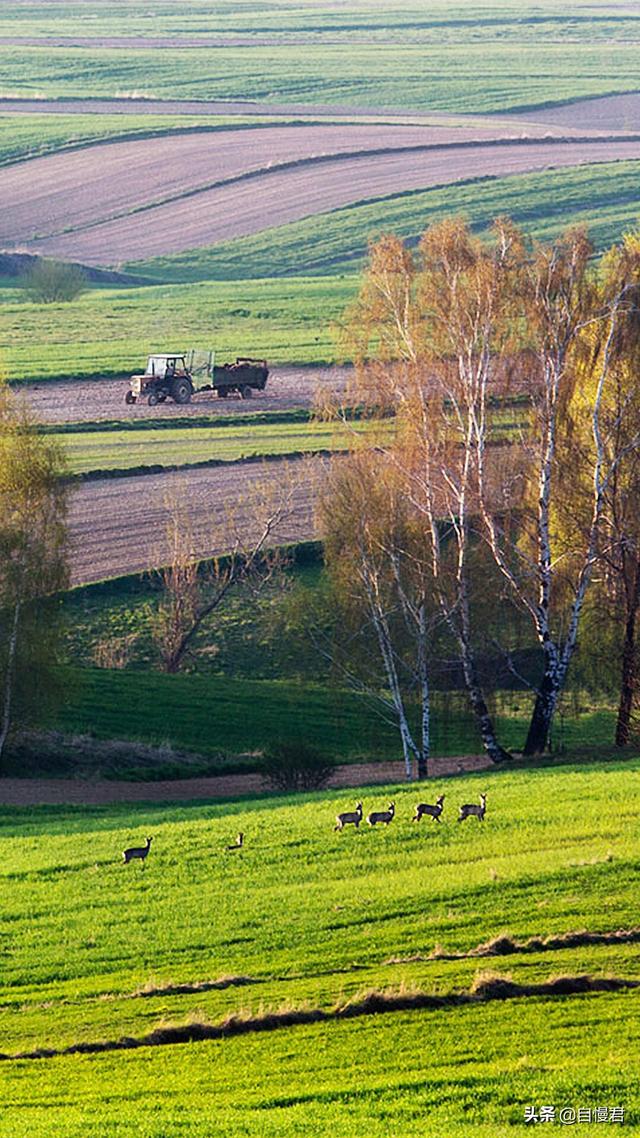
[
  {"left": 58, "top": 418, "right": 368, "bottom": 476},
  {"left": 1, "top": 2, "right": 639, "bottom": 1129},
  {"left": 0, "top": 759, "right": 639, "bottom": 1135},
  {"left": 3, "top": 159, "right": 640, "bottom": 386},
  {"left": 0, "top": 16, "right": 639, "bottom": 112},
  {"left": 0, "top": 277, "right": 351, "bottom": 383}
]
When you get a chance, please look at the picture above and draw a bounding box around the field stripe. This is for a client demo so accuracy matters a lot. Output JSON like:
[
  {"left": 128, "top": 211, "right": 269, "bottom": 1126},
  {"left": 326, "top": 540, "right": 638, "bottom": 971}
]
[
  {"left": 3, "top": 975, "right": 637, "bottom": 1061},
  {"left": 21, "top": 137, "right": 640, "bottom": 265}
]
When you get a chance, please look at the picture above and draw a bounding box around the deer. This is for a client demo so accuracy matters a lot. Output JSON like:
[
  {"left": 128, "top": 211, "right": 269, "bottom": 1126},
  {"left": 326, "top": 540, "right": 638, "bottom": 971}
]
[
  {"left": 458, "top": 793, "right": 487, "bottom": 823},
  {"left": 413, "top": 794, "right": 445, "bottom": 823},
  {"left": 226, "top": 832, "right": 244, "bottom": 851},
  {"left": 366, "top": 802, "right": 395, "bottom": 826},
  {"left": 122, "top": 836, "right": 152, "bottom": 866},
  {"left": 334, "top": 802, "right": 363, "bottom": 831}
]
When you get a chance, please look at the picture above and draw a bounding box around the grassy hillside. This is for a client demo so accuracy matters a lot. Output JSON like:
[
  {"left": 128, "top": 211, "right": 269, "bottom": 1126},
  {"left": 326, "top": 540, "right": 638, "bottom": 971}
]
[
  {"left": 45, "top": 667, "right": 614, "bottom": 768},
  {"left": 134, "top": 161, "right": 640, "bottom": 283},
  {"left": 0, "top": 29, "right": 638, "bottom": 111},
  {"left": 0, "top": 277, "right": 353, "bottom": 383},
  {"left": 0, "top": 759, "right": 639, "bottom": 1134}
]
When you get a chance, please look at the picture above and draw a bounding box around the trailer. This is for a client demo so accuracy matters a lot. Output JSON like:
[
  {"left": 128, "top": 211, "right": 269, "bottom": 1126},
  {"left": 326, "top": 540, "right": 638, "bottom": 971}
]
[{"left": 125, "top": 351, "right": 268, "bottom": 406}]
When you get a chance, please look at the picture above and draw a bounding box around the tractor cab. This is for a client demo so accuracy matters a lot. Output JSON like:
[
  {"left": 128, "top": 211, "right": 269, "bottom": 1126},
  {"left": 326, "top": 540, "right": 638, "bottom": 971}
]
[
  {"left": 144, "top": 355, "right": 187, "bottom": 380},
  {"left": 126, "top": 353, "right": 194, "bottom": 406}
]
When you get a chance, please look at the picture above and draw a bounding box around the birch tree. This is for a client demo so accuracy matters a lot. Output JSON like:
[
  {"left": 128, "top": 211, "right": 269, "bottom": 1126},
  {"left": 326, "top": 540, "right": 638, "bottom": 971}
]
[
  {"left": 319, "top": 448, "right": 438, "bottom": 779},
  {"left": 336, "top": 219, "right": 519, "bottom": 763},
  {"left": 562, "top": 233, "right": 640, "bottom": 746},
  {"left": 0, "top": 389, "right": 68, "bottom": 763},
  {"left": 476, "top": 227, "right": 640, "bottom": 754}
]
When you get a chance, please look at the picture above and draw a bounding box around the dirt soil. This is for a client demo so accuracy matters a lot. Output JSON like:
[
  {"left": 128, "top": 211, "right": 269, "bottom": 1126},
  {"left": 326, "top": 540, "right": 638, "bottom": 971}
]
[
  {"left": 6, "top": 132, "right": 640, "bottom": 265},
  {"left": 0, "top": 754, "right": 492, "bottom": 805},
  {"left": 0, "top": 94, "right": 635, "bottom": 132},
  {"left": 68, "top": 453, "right": 324, "bottom": 585},
  {"left": 23, "top": 365, "right": 351, "bottom": 424},
  {"left": 512, "top": 92, "right": 640, "bottom": 134}
]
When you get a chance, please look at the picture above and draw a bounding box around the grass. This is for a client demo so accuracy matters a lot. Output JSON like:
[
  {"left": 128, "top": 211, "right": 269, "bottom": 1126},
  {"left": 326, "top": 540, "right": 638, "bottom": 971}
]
[
  {"left": 0, "top": 758, "right": 639, "bottom": 1133},
  {"left": 1, "top": 161, "right": 637, "bottom": 384},
  {"left": 134, "top": 160, "right": 640, "bottom": 283},
  {"left": 0, "top": 276, "right": 354, "bottom": 383},
  {"left": 0, "top": 36, "right": 639, "bottom": 112},
  {"left": 47, "top": 666, "right": 617, "bottom": 766},
  {"left": 59, "top": 418, "right": 376, "bottom": 476}
]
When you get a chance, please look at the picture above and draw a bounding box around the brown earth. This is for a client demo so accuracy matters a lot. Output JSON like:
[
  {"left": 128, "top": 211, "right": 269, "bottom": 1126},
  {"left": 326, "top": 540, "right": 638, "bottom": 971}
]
[
  {"left": 0, "top": 754, "right": 491, "bottom": 805},
  {"left": 22, "top": 365, "right": 351, "bottom": 424},
  {"left": 5, "top": 131, "right": 640, "bottom": 265},
  {"left": 0, "top": 94, "right": 637, "bottom": 133},
  {"left": 2, "top": 124, "right": 490, "bottom": 247},
  {"left": 513, "top": 92, "right": 640, "bottom": 133},
  {"left": 68, "top": 454, "right": 324, "bottom": 585}
]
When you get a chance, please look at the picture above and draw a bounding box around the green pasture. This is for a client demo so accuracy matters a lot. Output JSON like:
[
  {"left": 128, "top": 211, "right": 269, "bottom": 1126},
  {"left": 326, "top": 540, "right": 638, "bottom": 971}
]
[
  {"left": 59, "top": 418, "right": 372, "bottom": 476},
  {"left": 0, "top": 759, "right": 639, "bottom": 1133},
  {"left": 1, "top": 0, "right": 637, "bottom": 44},
  {"left": 0, "top": 277, "right": 353, "bottom": 383},
  {"left": 47, "top": 666, "right": 615, "bottom": 769},
  {"left": 136, "top": 160, "right": 640, "bottom": 283},
  {"left": 58, "top": 408, "right": 525, "bottom": 476},
  {"left": 0, "top": 20, "right": 638, "bottom": 112}
]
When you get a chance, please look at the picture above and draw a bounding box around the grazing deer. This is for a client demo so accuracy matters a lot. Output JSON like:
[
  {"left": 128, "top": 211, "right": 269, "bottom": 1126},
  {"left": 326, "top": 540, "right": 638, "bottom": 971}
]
[
  {"left": 367, "top": 802, "right": 395, "bottom": 826},
  {"left": 226, "top": 832, "right": 244, "bottom": 851},
  {"left": 334, "top": 802, "right": 363, "bottom": 831},
  {"left": 413, "top": 794, "right": 445, "bottom": 823},
  {"left": 123, "top": 836, "right": 152, "bottom": 866},
  {"left": 458, "top": 793, "right": 487, "bottom": 823}
]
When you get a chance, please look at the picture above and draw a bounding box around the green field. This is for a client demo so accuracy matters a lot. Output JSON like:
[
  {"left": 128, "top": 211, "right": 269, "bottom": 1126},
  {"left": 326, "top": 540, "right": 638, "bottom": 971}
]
[
  {"left": 0, "top": 277, "right": 353, "bottom": 383},
  {"left": 0, "top": 759, "right": 639, "bottom": 1135},
  {"left": 135, "top": 161, "right": 640, "bottom": 283},
  {"left": 4, "top": 159, "right": 640, "bottom": 384},
  {"left": 59, "top": 418, "right": 370, "bottom": 475},
  {"left": 0, "top": 20, "right": 638, "bottom": 111},
  {"left": 44, "top": 666, "right": 615, "bottom": 771}
]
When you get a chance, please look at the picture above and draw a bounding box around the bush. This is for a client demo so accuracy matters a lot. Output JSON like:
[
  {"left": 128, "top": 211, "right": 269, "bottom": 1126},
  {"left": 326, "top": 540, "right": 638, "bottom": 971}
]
[
  {"left": 260, "top": 740, "right": 335, "bottom": 791},
  {"left": 23, "top": 258, "right": 87, "bottom": 303}
]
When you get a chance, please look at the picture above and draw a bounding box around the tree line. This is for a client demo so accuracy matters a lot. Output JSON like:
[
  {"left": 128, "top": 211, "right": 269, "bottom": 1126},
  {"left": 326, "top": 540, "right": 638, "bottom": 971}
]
[{"left": 317, "top": 219, "right": 640, "bottom": 777}]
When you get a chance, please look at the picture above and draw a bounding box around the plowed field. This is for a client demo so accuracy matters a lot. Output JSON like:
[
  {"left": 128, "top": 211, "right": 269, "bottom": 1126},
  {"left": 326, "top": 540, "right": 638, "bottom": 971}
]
[
  {"left": 68, "top": 456, "right": 323, "bottom": 585},
  {"left": 6, "top": 129, "right": 640, "bottom": 265},
  {"left": 23, "top": 366, "right": 350, "bottom": 423}
]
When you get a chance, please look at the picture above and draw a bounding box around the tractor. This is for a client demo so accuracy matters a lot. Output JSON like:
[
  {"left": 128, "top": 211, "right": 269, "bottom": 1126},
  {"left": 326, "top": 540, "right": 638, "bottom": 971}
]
[{"left": 125, "top": 351, "right": 269, "bottom": 406}]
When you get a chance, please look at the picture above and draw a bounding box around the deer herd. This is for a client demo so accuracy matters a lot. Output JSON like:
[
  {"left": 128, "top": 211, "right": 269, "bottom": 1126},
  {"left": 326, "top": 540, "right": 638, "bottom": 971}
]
[
  {"left": 122, "top": 793, "right": 488, "bottom": 867},
  {"left": 334, "top": 793, "right": 487, "bottom": 831}
]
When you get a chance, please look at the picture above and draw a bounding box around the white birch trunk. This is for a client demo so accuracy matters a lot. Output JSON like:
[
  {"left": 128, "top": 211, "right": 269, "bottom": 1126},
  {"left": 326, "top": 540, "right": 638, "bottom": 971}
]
[{"left": 0, "top": 601, "right": 20, "bottom": 762}]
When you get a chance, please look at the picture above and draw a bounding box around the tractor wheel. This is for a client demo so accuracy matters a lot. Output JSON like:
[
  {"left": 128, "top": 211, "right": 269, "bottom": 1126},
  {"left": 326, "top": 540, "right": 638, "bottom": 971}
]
[
  {"left": 125, "top": 391, "right": 136, "bottom": 405},
  {"left": 240, "top": 385, "right": 253, "bottom": 400},
  {"left": 148, "top": 392, "right": 159, "bottom": 407},
  {"left": 172, "top": 378, "right": 192, "bottom": 405}
]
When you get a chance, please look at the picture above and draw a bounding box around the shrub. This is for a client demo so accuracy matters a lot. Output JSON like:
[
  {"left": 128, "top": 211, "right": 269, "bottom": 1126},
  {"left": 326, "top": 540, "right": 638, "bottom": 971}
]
[
  {"left": 259, "top": 740, "right": 335, "bottom": 791},
  {"left": 23, "top": 258, "right": 87, "bottom": 303}
]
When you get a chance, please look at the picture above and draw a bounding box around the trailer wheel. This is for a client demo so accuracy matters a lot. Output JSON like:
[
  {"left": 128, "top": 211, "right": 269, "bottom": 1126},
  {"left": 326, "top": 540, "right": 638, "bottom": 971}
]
[
  {"left": 240, "top": 385, "right": 253, "bottom": 400},
  {"left": 125, "top": 391, "right": 136, "bottom": 405},
  {"left": 172, "top": 377, "right": 192, "bottom": 405},
  {"left": 148, "top": 392, "right": 159, "bottom": 406}
]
